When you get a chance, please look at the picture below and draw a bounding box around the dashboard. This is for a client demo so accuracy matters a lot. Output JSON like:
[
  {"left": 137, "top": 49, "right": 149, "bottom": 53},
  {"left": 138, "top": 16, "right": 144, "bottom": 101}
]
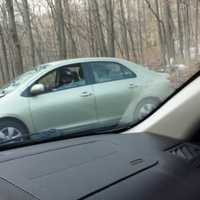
[{"left": 0, "top": 133, "right": 199, "bottom": 200}]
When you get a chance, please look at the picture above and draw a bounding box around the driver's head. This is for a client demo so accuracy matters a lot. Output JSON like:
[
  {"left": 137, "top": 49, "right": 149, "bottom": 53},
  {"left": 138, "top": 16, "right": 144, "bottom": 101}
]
[{"left": 60, "top": 69, "right": 74, "bottom": 84}]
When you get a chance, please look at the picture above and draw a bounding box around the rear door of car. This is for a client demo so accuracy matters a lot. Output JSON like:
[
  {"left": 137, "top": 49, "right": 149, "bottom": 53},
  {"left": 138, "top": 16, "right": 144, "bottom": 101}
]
[
  {"left": 29, "top": 63, "right": 98, "bottom": 133},
  {"left": 88, "top": 61, "right": 138, "bottom": 127}
]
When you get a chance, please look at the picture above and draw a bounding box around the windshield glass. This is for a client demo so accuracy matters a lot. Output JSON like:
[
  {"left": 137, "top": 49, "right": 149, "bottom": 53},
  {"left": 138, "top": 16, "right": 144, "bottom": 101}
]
[
  {"left": 0, "top": 64, "right": 49, "bottom": 94},
  {"left": 0, "top": 70, "right": 36, "bottom": 93},
  {"left": 0, "top": 0, "right": 199, "bottom": 148}
]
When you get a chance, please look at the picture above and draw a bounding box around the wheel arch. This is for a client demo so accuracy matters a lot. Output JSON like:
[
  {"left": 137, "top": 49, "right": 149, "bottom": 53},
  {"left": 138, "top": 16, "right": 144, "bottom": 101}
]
[
  {"left": 136, "top": 96, "right": 162, "bottom": 106},
  {"left": 133, "top": 96, "right": 162, "bottom": 121},
  {"left": 0, "top": 117, "right": 29, "bottom": 133}
]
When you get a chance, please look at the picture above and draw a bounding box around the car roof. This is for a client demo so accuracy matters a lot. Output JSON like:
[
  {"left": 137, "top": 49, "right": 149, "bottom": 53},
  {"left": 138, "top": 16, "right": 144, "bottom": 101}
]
[{"left": 43, "top": 57, "right": 128, "bottom": 70}]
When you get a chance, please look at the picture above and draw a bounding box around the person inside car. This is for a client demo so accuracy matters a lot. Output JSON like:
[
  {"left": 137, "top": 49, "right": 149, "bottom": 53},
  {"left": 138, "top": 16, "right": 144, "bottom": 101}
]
[
  {"left": 56, "top": 68, "right": 85, "bottom": 91},
  {"left": 57, "top": 69, "right": 75, "bottom": 90}
]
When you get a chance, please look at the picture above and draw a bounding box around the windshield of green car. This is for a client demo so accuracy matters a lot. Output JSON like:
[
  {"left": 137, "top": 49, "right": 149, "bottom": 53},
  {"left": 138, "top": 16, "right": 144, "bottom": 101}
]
[
  {"left": 0, "top": 70, "right": 35, "bottom": 92},
  {"left": 0, "top": 0, "right": 199, "bottom": 148},
  {"left": 0, "top": 64, "right": 51, "bottom": 94}
]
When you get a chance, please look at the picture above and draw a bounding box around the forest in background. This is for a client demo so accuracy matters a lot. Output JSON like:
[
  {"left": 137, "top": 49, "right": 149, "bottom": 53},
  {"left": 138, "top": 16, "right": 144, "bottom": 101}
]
[{"left": 0, "top": 0, "right": 200, "bottom": 84}]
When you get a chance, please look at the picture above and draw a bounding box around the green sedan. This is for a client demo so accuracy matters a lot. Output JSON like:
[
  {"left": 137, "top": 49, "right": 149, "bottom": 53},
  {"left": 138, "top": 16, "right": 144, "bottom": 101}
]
[{"left": 0, "top": 58, "right": 173, "bottom": 140}]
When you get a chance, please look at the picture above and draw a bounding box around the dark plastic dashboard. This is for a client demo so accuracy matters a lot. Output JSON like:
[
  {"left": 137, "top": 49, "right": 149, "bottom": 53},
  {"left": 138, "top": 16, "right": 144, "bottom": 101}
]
[{"left": 0, "top": 132, "right": 199, "bottom": 200}]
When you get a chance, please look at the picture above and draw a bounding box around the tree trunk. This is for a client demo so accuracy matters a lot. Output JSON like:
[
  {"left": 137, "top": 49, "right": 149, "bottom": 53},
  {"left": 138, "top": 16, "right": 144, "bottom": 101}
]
[
  {"left": 155, "top": 0, "right": 167, "bottom": 65},
  {"left": 93, "top": 0, "right": 108, "bottom": 56},
  {"left": 22, "top": 0, "right": 36, "bottom": 66},
  {"left": 137, "top": 0, "right": 144, "bottom": 63},
  {"left": 6, "top": 0, "right": 23, "bottom": 75},
  {"left": 119, "top": 0, "right": 129, "bottom": 59},
  {"left": 126, "top": 0, "right": 138, "bottom": 61},
  {"left": 195, "top": 0, "right": 199, "bottom": 57},
  {"left": 0, "top": 59, "right": 5, "bottom": 84},
  {"left": 104, "top": 0, "right": 115, "bottom": 57},
  {"left": 63, "top": 0, "right": 78, "bottom": 58},
  {"left": 182, "top": 0, "right": 191, "bottom": 62},
  {"left": 145, "top": 0, "right": 167, "bottom": 65},
  {"left": 163, "top": 0, "right": 176, "bottom": 63},
  {"left": 55, "top": 0, "right": 67, "bottom": 59},
  {"left": 177, "top": 0, "right": 184, "bottom": 60},
  {"left": 0, "top": 23, "right": 10, "bottom": 82},
  {"left": 87, "top": 0, "right": 96, "bottom": 56}
]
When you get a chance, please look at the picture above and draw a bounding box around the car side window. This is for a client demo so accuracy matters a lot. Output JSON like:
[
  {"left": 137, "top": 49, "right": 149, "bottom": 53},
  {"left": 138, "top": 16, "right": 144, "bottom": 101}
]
[
  {"left": 37, "top": 70, "right": 57, "bottom": 91},
  {"left": 121, "top": 65, "right": 137, "bottom": 79},
  {"left": 91, "top": 62, "right": 136, "bottom": 83},
  {"left": 56, "top": 64, "right": 86, "bottom": 91},
  {"left": 36, "top": 64, "right": 86, "bottom": 93}
]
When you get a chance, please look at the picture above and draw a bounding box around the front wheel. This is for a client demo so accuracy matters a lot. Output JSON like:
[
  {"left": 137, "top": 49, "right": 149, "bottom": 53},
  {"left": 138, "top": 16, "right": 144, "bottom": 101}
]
[
  {"left": 134, "top": 98, "right": 161, "bottom": 122},
  {"left": 0, "top": 120, "right": 29, "bottom": 141}
]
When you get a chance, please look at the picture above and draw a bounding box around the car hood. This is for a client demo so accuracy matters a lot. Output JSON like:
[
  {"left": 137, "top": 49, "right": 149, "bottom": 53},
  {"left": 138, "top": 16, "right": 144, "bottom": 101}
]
[
  {"left": 0, "top": 88, "right": 16, "bottom": 99},
  {"left": 0, "top": 92, "right": 5, "bottom": 98}
]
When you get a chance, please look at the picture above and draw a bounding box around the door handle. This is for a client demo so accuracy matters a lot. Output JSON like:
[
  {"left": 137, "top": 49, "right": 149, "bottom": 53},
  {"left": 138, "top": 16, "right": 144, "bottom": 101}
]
[
  {"left": 80, "top": 91, "right": 92, "bottom": 97},
  {"left": 129, "top": 83, "right": 139, "bottom": 89}
]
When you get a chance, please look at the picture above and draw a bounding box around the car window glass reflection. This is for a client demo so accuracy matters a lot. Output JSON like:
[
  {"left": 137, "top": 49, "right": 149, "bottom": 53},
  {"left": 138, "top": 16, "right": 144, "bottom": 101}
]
[
  {"left": 56, "top": 65, "right": 86, "bottom": 90},
  {"left": 37, "top": 64, "right": 86, "bottom": 93},
  {"left": 92, "top": 62, "right": 125, "bottom": 83}
]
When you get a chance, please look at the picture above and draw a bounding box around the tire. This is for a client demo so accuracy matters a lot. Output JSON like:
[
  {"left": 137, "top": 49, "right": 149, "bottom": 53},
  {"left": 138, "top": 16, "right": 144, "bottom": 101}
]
[
  {"left": 0, "top": 120, "right": 29, "bottom": 141},
  {"left": 134, "top": 98, "right": 161, "bottom": 122}
]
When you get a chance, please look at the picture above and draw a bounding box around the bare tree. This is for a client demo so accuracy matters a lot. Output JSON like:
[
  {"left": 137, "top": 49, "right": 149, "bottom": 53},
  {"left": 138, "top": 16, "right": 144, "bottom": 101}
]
[
  {"left": 0, "top": 0, "right": 199, "bottom": 84},
  {"left": 6, "top": 0, "right": 23, "bottom": 74},
  {"left": 177, "top": 0, "right": 184, "bottom": 59},
  {"left": 63, "top": 0, "right": 78, "bottom": 58},
  {"left": 21, "top": 0, "right": 36, "bottom": 66},
  {"left": 137, "top": 0, "right": 144, "bottom": 63},
  {"left": 0, "top": 59, "right": 5, "bottom": 84},
  {"left": 182, "top": 0, "right": 191, "bottom": 62},
  {"left": 195, "top": 0, "right": 199, "bottom": 57},
  {"left": 145, "top": 0, "right": 167, "bottom": 65},
  {"left": 51, "top": 0, "right": 67, "bottom": 59},
  {"left": 0, "top": 23, "right": 10, "bottom": 82},
  {"left": 163, "top": 0, "right": 176, "bottom": 62},
  {"left": 104, "top": 0, "right": 115, "bottom": 57},
  {"left": 87, "top": 0, "right": 96, "bottom": 56},
  {"left": 125, "top": 0, "right": 138, "bottom": 61},
  {"left": 92, "top": 0, "right": 108, "bottom": 56},
  {"left": 119, "top": 0, "right": 129, "bottom": 59}
]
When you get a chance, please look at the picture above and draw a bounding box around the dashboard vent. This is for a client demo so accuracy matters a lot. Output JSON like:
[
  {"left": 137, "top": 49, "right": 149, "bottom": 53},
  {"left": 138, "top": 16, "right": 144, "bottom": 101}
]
[{"left": 167, "top": 144, "right": 200, "bottom": 161}]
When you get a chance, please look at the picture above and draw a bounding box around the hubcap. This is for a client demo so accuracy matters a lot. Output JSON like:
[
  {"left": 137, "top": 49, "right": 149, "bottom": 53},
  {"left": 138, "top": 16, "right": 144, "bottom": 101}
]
[
  {"left": 0, "top": 127, "right": 22, "bottom": 141},
  {"left": 138, "top": 103, "right": 157, "bottom": 120}
]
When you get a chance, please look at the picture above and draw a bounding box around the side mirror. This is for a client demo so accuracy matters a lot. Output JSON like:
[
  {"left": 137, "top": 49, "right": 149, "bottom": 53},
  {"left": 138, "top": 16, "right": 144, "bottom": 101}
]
[{"left": 30, "top": 84, "right": 45, "bottom": 96}]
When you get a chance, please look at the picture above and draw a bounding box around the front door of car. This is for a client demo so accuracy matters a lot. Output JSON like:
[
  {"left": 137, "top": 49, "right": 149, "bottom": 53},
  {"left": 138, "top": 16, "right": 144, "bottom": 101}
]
[
  {"left": 29, "top": 63, "right": 97, "bottom": 133},
  {"left": 89, "top": 61, "right": 137, "bottom": 127}
]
